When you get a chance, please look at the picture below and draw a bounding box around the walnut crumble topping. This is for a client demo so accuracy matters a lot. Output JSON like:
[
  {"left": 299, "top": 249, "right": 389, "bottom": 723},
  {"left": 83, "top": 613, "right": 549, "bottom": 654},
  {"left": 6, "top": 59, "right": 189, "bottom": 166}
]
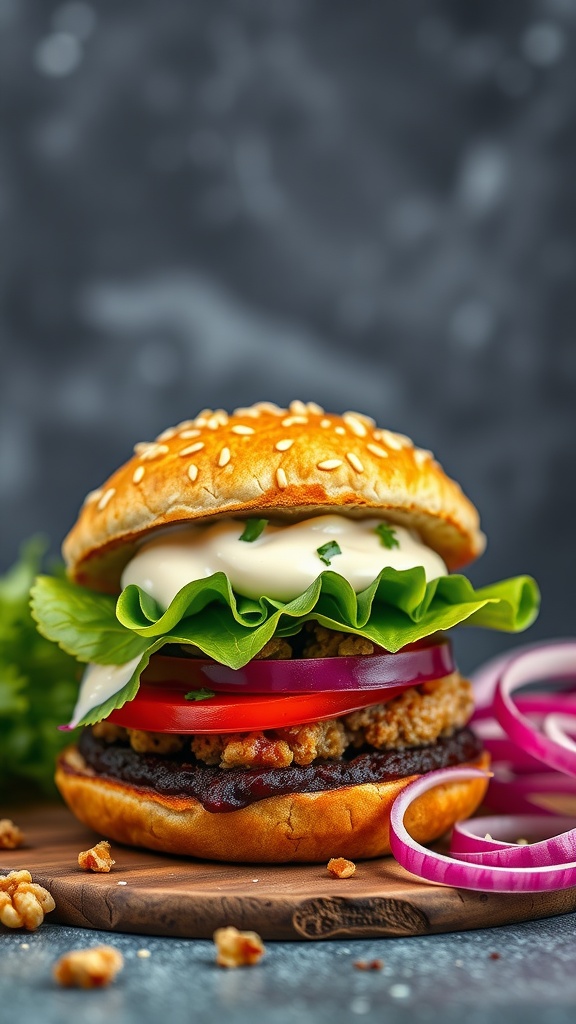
[
  {"left": 78, "top": 841, "right": 115, "bottom": 873},
  {"left": 0, "top": 819, "right": 24, "bottom": 850},
  {"left": 0, "top": 870, "right": 55, "bottom": 931},
  {"left": 214, "top": 926, "right": 265, "bottom": 968},
  {"left": 53, "top": 946, "right": 124, "bottom": 988},
  {"left": 90, "top": 673, "right": 473, "bottom": 770},
  {"left": 327, "top": 857, "right": 356, "bottom": 879}
]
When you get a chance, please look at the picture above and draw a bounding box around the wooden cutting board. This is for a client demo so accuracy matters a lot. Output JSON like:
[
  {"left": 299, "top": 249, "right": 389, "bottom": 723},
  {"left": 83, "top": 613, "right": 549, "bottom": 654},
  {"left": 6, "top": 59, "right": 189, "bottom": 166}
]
[{"left": 2, "top": 806, "right": 576, "bottom": 940}]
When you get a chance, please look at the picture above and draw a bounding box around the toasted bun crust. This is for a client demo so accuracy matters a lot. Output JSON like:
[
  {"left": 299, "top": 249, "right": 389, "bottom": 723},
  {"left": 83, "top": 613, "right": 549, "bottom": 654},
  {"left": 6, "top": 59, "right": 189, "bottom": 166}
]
[
  {"left": 56, "top": 747, "right": 489, "bottom": 863},
  {"left": 63, "top": 402, "right": 485, "bottom": 590}
]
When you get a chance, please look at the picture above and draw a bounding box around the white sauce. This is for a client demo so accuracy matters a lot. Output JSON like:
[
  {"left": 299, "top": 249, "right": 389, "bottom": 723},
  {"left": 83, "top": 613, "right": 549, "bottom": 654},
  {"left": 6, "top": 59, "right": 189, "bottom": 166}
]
[
  {"left": 70, "top": 655, "right": 142, "bottom": 727},
  {"left": 121, "top": 514, "right": 447, "bottom": 608}
]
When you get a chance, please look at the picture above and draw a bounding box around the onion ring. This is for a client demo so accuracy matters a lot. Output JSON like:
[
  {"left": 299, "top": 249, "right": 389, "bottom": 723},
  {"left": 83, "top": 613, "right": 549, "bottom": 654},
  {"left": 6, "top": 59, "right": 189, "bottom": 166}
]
[
  {"left": 389, "top": 768, "right": 576, "bottom": 892},
  {"left": 388, "top": 640, "right": 576, "bottom": 892}
]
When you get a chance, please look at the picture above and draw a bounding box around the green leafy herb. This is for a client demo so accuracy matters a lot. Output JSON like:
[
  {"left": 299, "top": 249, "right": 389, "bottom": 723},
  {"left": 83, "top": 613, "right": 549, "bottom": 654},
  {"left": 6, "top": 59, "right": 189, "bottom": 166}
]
[
  {"left": 239, "top": 519, "right": 268, "bottom": 543},
  {"left": 0, "top": 540, "right": 80, "bottom": 795},
  {"left": 316, "top": 541, "right": 342, "bottom": 566},
  {"left": 375, "top": 523, "right": 400, "bottom": 549},
  {"left": 184, "top": 688, "right": 216, "bottom": 702}
]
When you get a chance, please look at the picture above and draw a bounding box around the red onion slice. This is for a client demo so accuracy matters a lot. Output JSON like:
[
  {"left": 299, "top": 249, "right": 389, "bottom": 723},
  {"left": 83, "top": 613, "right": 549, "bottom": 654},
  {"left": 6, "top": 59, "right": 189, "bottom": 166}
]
[
  {"left": 543, "top": 713, "right": 576, "bottom": 754},
  {"left": 450, "top": 814, "right": 576, "bottom": 866},
  {"left": 389, "top": 768, "right": 576, "bottom": 891},
  {"left": 493, "top": 642, "right": 576, "bottom": 777},
  {"left": 483, "top": 770, "right": 576, "bottom": 817},
  {"left": 470, "top": 639, "right": 575, "bottom": 710},
  {"left": 146, "top": 637, "right": 455, "bottom": 694}
]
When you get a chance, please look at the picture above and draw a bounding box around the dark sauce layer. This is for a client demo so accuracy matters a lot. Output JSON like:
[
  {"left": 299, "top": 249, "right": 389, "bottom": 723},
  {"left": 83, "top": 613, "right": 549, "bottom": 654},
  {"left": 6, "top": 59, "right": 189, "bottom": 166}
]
[{"left": 74, "top": 728, "right": 483, "bottom": 813}]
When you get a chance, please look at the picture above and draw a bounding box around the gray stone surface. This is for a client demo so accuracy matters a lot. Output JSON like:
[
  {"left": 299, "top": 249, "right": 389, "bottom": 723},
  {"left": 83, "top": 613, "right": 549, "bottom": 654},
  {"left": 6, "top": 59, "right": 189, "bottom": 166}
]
[{"left": 2, "top": 916, "right": 576, "bottom": 1024}]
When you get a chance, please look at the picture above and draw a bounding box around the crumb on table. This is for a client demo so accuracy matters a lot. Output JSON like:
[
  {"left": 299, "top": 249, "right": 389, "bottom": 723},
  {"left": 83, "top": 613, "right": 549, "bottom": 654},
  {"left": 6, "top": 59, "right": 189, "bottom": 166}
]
[
  {"left": 0, "top": 819, "right": 24, "bottom": 850},
  {"left": 213, "top": 926, "right": 265, "bottom": 968},
  {"left": 354, "top": 959, "right": 384, "bottom": 971},
  {"left": 327, "top": 857, "right": 356, "bottom": 879},
  {"left": 0, "top": 870, "right": 55, "bottom": 931},
  {"left": 78, "top": 841, "right": 115, "bottom": 873},
  {"left": 53, "top": 946, "right": 124, "bottom": 988}
]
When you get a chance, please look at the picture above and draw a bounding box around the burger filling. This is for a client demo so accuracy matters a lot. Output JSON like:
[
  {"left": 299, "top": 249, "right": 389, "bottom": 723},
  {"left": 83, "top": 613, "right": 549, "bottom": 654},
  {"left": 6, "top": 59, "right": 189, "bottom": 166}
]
[{"left": 63, "top": 635, "right": 481, "bottom": 812}]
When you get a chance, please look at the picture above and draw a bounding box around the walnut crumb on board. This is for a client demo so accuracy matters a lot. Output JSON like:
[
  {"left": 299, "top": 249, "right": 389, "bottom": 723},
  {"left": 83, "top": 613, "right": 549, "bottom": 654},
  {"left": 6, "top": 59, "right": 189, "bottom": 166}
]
[
  {"left": 0, "top": 819, "right": 24, "bottom": 850},
  {"left": 327, "top": 857, "right": 356, "bottom": 879},
  {"left": 0, "top": 870, "right": 55, "bottom": 930},
  {"left": 53, "top": 946, "right": 124, "bottom": 988},
  {"left": 214, "top": 926, "right": 266, "bottom": 967},
  {"left": 78, "top": 841, "right": 115, "bottom": 873}
]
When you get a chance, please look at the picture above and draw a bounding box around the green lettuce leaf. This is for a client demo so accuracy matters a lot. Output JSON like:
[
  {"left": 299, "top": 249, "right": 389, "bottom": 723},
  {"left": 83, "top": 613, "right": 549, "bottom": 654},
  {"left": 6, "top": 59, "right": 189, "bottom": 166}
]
[
  {"left": 30, "top": 566, "right": 539, "bottom": 726},
  {"left": 30, "top": 575, "right": 150, "bottom": 665}
]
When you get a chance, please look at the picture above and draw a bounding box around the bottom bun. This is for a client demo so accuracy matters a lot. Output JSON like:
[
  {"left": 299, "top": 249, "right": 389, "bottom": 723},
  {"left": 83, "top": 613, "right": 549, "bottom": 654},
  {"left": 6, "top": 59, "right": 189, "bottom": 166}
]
[{"left": 56, "top": 746, "right": 490, "bottom": 863}]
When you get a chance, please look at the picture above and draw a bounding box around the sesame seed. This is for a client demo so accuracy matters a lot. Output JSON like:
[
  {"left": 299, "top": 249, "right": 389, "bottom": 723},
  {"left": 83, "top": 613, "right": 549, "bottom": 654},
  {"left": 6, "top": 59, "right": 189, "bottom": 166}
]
[
  {"left": 396, "top": 432, "right": 413, "bottom": 447},
  {"left": 346, "top": 453, "right": 364, "bottom": 473},
  {"left": 343, "top": 414, "right": 367, "bottom": 438},
  {"left": 233, "top": 406, "right": 260, "bottom": 418},
  {"left": 156, "top": 427, "right": 177, "bottom": 441},
  {"left": 133, "top": 466, "right": 145, "bottom": 484},
  {"left": 195, "top": 417, "right": 208, "bottom": 427},
  {"left": 413, "top": 448, "right": 433, "bottom": 467},
  {"left": 254, "top": 401, "right": 284, "bottom": 415},
  {"left": 289, "top": 399, "right": 308, "bottom": 416},
  {"left": 231, "top": 425, "right": 255, "bottom": 435},
  {"left": 379, "top": 429, "right": 411, "bottom": 451},
  {"left": 20, "top": 943, "right": 30, "bottom": 950},
  {"left": 346, "top": 410, "right": 375, "bottom": 428},
  {"left": 179, "top": 442, "right": 204, "bottom": 456},
  {"left": 317, "top": 459, "right": 343, "bottom": 470},
  {"left": 207, "top": 415, "right": 221, "bottom": 430},
  {"left": 136, "top": 443, "right": 169, "bottom": 461},
  {"left": 306, "top": 402, "right": 324, "bottom": 415},
  {"left": 175, "top": 420, "right": 196, "bottom": 430},
  {"left": 320, "top": 419, "right": 331, "bottom": 428},
  {"left": 137, "top": 950, "right": 151, "bottom": 959},
  {"left": 179, "top": 429, "right": 201, "bottom": 439},
  {"left": 117, "top": 880, "right": 127, "bottom": 886},
  {"left": 367, "top": 443, "right": 389, "bottom": 459},
  {"left": 218, "top": 447, "right": 231, "bottom": 467},
  {"left": 282, "top": 415, "right": 308, "bottom": 427},
  {"left": 334, "top": 426, "right": 346, "bottom": 436},
  {"left": 215, "top": 409, "right": 229, "bottom": 425},
  {"left": 97, "top": 487, "right": 115, "bottom": 511},
  {"left": 83, "top": 488, "right": 103, "bottom": 505},
  {"left": 275, "top": 438, "right": 294, "bottom": 451},
  {"left": 276, "top": 467, "right": 288, "bottom": 488},
  {"left": 187, "top": 464, "right": 198, "bottom": 482}
]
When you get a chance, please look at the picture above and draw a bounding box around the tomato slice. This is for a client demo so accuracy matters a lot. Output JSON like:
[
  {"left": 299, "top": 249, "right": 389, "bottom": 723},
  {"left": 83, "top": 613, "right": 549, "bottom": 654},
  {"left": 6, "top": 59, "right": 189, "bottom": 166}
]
[{"left": 107, "top": 682, "right": 411, "bottom": 734}]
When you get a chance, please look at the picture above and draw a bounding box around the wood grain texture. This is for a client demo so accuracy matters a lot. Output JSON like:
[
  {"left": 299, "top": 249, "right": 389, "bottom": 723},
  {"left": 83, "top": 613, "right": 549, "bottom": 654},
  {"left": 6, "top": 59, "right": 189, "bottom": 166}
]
[{"left": 2, "top": 806, "right": 576, "bottom": 940}]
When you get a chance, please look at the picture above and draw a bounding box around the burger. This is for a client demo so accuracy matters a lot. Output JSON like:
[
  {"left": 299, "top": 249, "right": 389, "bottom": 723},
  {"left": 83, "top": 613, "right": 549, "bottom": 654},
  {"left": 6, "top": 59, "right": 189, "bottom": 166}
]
[{"left": 31, "top": 401, "right": 539, "bottom": 863}]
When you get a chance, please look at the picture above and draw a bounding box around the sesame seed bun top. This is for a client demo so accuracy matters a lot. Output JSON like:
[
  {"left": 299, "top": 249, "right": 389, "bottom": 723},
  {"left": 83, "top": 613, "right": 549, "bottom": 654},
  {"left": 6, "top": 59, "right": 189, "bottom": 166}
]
[{"left": 63, "top": 401, "right": 486, "bottom": 591}]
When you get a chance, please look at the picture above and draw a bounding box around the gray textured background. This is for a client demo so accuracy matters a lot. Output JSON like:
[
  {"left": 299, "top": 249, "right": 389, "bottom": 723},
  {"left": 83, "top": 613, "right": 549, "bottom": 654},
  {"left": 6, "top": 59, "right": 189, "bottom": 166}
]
[{"left": 1, "top": 0, "right": 575, "bottom": 671}]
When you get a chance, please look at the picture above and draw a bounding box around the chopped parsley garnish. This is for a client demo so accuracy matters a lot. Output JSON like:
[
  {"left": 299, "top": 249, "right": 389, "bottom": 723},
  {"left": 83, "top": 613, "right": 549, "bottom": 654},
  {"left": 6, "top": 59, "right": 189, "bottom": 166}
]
[
  {"left": 316, "top": 540, "right": 342, "bottom": 566},
  {"left": 239, "top": 519, "right": 268, "bottom": 542},
  {"left": 375, "top": 523, "right": 400, "bottom": 550},
  {"left": 184, "top": 688, "right": 216, "bottom": 702}
]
